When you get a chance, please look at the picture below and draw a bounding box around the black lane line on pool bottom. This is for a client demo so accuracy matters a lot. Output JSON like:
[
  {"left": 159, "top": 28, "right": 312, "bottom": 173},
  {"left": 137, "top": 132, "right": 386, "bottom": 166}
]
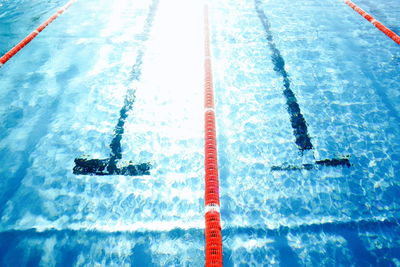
[
  {"left": 254, "top": 0, "right": 351, "bottom": 170},
  {"left": 254, "top": 0, "right": 313, "bottom": 152},
  {"left": 271, "top": 157, "right": 351, "bottom": 171},
  {"left": 73, "top": 0, "right": 160, "bottom": 176}
]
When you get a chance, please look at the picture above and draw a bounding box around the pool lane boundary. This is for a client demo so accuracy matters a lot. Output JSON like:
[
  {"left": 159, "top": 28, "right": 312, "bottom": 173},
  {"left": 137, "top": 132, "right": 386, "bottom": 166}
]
[
  {"left": 0, "top": 0, "right": 77, "bottom": 67},
  {"left": 254, "top": 0, "right": 351, "bottom": 171},
  {"left": 204, "top": 5, "right": 223, "bottom": 267},
  {"left": 254, "top": 0, "right": 313, "bottom": 152},
  {"left": 344, "top": 0, "right": 400, "bottom": 45},
  {"left": 72, "top": 0, "right": 159, "bottom": 176}
]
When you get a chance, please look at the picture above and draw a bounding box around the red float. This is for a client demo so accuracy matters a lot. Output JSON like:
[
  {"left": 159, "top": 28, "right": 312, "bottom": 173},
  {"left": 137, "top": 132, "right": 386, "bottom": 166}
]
[
  {"left": 204, "top": 5, "right": 223, "bottom": 267},
  {"left": 0, "top": 0, "right": 76, "bottom": 66},
  {"left": 345, "top": 0, "right": 400, "bottom": 45}
]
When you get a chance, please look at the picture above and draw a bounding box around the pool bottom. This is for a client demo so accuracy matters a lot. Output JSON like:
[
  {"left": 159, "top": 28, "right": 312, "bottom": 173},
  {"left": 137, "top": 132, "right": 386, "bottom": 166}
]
[{"left": 0, "top": 218, "right": 399, "bottom": 266}]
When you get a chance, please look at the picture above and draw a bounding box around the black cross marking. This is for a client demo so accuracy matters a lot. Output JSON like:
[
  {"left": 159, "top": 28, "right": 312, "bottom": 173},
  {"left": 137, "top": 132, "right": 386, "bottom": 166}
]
[
  {"left": 73, "top": 0, "right": 160, "bottom": 176},
  {"left": 254, "top": 0, "right": 351, "bottom": 170}
]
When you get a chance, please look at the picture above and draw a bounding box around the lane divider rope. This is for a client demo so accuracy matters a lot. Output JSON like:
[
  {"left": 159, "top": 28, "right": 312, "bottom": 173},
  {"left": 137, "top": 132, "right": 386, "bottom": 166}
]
[
  {"left": 204, "top": 4, "right": 223, "bottom": 267},
  {"left": 0, "top": 0, "right": 77, "bottom": 67},
  {"left": 344, "top": 0, "right": 400, "bottom": 45}
]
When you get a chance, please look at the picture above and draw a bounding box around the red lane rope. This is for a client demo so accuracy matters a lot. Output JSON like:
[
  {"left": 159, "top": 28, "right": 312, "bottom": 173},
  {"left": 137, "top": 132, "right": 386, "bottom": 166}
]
[
  {"left": 204, "top": 5, "right": 223, "bottom": 267},
  {"left": 0, "top": 0, "right": 77, "bottom": 67},
  {"left": 344, "top": 0, "right": 400, "bottom": 45}
]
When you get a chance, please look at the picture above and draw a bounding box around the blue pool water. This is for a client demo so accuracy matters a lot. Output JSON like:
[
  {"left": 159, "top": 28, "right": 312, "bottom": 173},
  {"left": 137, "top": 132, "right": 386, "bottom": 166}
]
[{"left": 0, "top": 0, "right": 399, "bottom": 266}]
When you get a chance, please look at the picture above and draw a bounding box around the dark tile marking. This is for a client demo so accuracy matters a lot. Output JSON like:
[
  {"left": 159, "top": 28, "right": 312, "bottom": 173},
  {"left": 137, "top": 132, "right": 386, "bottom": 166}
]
[
  {"left": 271, "top": 157, "right": 351, "bottom": 171},
  {"left": 254, "top": 0, "right": 313, "bottom": 152},
  {"left": 73, "top": 0, "right": 160, "bottom": 176},
  {"left": 73, "top": 157, "right": 150, "bottom": 176},
  {"left": 315, "top": 157, "right": 351, "bottom": 167},
  {"left": 254, "top": 0, "right": 352, "bottom": 170}
]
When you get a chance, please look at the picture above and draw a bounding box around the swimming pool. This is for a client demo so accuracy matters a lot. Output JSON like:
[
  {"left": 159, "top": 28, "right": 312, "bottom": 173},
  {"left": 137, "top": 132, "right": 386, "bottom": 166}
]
[{"left": 0, "top": 0, "right": 399, "bottom": 266}]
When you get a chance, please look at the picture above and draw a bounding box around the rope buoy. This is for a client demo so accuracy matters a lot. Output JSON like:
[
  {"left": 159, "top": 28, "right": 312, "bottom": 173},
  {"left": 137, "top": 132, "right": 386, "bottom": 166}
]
[
  {"left": 344, "top": 0, "right": 400, "bottom": 45},
  {"left": 0, "top": 0, "right": 77, "bottom": 67},
  {"left": 204, "top": 5, "right": 223, "bottom": 267}
]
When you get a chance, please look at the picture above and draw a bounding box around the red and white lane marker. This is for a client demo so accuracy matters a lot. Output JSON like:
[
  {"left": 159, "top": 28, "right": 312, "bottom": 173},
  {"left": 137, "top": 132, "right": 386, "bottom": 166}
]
[
  {"left": 0, "top": 0, "right": 77, "bottom": 67},
  {"left": 344, "top": 0, "right": 400, "bottom": 45},
  {"left": 204, "top": 4, "right": 223, "bottom": 267}
]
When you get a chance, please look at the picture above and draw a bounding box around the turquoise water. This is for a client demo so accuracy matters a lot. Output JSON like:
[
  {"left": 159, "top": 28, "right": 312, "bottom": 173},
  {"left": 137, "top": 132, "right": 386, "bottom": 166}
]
[{"left": 0, "top": 0, "right": 399, "bottom": 266}]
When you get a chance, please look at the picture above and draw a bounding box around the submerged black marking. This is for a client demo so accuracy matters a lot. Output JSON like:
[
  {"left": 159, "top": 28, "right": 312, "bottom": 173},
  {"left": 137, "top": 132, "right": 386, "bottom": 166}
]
[
  {"left": 73, "top": 158, "right": 150, "bottom": 176},
  {"left": 271, "top": 157, "right": 351, "bottom": 171},
  {"left": 255, "top": 0, "right": 313, "bottom": 152},
  {"left": 107, "top": 91, "right": 137, "bottom": 174},
  {"left": 315, "top": 157, "right": 351, "bottom": 167},
  {"left": 73, "top": 0, "right": 159, "bottom": 176}
]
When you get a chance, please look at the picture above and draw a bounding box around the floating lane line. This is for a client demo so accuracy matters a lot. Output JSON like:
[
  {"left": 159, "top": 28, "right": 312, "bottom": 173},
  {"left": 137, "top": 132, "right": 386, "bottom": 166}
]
[
  {"left": 0, "top": 0, "right": 77, "bottom": 67},
  {"left": 204, "top": 4, "right": 223, "bottom": 267},
  {"left": 344, "top": 0, "right": 400, "bottom": 45}
]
